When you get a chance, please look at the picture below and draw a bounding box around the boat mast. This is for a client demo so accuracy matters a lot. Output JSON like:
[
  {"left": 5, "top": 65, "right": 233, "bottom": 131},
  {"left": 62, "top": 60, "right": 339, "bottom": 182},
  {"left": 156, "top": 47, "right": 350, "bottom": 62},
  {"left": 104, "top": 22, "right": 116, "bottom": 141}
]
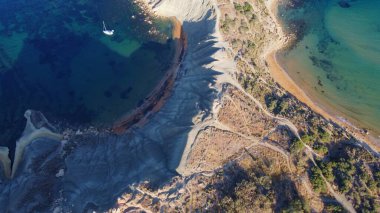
[{"left": 103, "top": 21, "right": 107, "bottom": 31}]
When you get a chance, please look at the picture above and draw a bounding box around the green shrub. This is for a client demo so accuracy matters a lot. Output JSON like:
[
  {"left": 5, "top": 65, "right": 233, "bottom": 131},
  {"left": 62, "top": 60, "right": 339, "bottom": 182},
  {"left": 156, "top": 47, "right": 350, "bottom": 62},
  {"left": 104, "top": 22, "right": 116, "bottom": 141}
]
[
  {"left": 279, "top": 100, "right": 290, "bottom": 113},
  {"left": 301, "top": 134, "right": 315, "bottom": 145},
  {"left": 268, "top": 99, "right": 278, "bottom": 112},
  {"left": 318, "top": 130, "right": 331, "bottom": 143},
  {"left": 324, "top": 203, "right": 344, "bottom": 213},
  {"left": 319, "top": 161, "right": 334, "bottom": 182},
  {"left": 310, "top": 166, "right": 327, "bottom": 193},
  {"left": 282, "top": 199, "right": 307, "bottom": 213},
  {"left": 234, "top": 2, "right": 253, "bottom": 13},
  {"left": 313, "top": 143, "right": 328, "bottom": 155},
  {"left": 242, "top": 2, "right": 253, "bottom": 13},
  {"left": 290, "top": 139, "right": 304, "bottom": 154}
]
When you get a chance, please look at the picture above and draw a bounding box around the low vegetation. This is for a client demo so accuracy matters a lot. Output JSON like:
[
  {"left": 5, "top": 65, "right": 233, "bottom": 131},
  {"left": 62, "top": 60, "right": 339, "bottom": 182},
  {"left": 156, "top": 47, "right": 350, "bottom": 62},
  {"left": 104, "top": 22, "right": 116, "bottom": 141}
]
[
  {"left": 211, "top": 162, "right": 309, "bottom": 212},
  {"left": 234, "top": 2, "right": 253, "bottom": 14},
  {"left": 218, "top": 0, "right": 380, "bottom": 212},
  {"left": 317, "top": 144, "right": 379, "bottom": 212}
]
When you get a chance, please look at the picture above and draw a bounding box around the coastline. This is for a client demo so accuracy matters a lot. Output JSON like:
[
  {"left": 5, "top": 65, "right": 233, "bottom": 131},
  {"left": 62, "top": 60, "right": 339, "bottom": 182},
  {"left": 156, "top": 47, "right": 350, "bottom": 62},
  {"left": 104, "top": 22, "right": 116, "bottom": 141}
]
[
  {"left": 112, "top": 17, "right": 186, "bottom": 133},
  {"left": 1, "top": 0, "right": 378, "bottom": 211},
  {"left": 265, "top": 0, "right": 380, "bottom": 151}
]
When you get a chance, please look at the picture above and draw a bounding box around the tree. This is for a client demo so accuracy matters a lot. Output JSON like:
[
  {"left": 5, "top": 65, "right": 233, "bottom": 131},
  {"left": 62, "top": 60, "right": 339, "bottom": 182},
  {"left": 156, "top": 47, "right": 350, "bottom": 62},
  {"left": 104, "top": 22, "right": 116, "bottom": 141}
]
[{"left": 310, "top": 166, "right": 327, "bottom": 193}]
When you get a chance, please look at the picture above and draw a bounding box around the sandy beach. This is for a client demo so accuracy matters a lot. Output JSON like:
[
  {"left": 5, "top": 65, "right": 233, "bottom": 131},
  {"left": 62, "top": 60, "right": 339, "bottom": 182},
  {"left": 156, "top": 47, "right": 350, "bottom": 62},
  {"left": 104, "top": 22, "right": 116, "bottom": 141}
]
[
  {"left": 265, "top": 0, "right": 380, "bottom": 152},
  {"left": 1, "top": 0, "right": 378, "bottom": 211}
]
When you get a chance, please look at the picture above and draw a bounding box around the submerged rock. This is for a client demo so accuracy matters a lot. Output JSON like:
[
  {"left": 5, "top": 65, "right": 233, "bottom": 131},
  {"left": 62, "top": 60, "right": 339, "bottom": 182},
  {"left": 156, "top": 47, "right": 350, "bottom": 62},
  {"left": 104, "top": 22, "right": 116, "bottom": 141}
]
[{"left": 338, "top": 1, "right": 351, "bottom": 8}]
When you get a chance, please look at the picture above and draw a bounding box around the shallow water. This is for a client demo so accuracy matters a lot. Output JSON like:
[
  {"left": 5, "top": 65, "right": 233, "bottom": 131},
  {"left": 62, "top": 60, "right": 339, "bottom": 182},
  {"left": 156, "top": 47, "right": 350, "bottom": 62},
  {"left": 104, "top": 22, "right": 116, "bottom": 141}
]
[
  {"left": 0, "top": 0, "right": 175, "bottom": 148},
  {"left": 277, "top": 0, "right": 380, "bottom": 133}
]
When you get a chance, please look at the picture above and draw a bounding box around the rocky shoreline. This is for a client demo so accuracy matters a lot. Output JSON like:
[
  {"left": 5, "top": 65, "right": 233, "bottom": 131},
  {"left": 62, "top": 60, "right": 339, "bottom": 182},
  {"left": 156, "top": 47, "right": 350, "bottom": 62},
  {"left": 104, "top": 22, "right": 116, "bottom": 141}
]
[
  {"left": 0, "top": 14, "right": 186, "bottom": 181},
  {"left": 112, "top": 17, "right": 186, "bottom": 133},
  {"left": 0, "top": 0, "right": 235, "bottom": 211},
  {"left": 0, "top": 0, "right": 378, "bottom": 212}
]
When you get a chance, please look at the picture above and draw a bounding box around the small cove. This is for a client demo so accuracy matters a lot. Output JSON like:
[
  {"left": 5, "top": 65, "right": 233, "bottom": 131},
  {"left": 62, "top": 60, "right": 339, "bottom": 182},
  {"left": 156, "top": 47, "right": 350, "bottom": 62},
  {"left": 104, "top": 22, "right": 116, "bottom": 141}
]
[{"left": 0, "top": 0, "right": 176, "bottom": 152}]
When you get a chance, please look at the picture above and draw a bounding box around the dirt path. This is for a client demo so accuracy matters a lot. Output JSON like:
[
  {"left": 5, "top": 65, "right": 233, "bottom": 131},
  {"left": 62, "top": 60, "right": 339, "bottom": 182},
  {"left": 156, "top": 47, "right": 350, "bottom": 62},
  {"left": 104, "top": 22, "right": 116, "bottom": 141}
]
[
  {"left": 307, "top": 152, "right": 357, "bottom": 213},
  {"left": 264, "top": 0, "right": 380, "bottom": 153}
]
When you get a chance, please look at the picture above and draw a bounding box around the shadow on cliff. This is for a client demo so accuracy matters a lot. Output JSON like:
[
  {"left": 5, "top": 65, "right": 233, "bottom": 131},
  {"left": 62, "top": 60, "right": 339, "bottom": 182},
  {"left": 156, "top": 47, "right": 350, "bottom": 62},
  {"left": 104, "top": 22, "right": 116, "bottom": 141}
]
[
  {"left": 0, "top": 31, "right": 180, "bottom": 213},
  {"left": 0, "top": 12, "right": 223, "bottom": 213},
  {"left": 60, "top": 16, "right": 222, "bottom": 211}
]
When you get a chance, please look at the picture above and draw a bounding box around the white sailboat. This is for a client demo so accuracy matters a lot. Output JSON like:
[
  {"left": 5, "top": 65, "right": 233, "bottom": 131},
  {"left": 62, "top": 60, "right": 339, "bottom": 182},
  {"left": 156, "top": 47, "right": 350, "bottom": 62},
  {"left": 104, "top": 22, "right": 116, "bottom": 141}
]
[{"left": 102, "top": 21, "right": 114, "bottom": 36}]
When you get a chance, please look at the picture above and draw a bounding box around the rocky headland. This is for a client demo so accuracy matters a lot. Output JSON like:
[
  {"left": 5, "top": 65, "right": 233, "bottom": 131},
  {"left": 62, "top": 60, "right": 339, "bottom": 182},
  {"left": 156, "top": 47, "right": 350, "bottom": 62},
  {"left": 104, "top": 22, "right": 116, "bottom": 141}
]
[{"left": 0, "top": 0, "right": 378, "bottom": 212}]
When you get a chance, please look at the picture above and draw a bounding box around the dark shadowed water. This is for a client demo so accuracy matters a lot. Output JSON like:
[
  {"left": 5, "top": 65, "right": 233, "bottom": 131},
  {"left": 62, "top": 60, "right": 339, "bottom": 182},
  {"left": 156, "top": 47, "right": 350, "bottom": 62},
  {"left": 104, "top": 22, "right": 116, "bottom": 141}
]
[{"left": 0, "top": 0, "right": 175, "bottom": 150}]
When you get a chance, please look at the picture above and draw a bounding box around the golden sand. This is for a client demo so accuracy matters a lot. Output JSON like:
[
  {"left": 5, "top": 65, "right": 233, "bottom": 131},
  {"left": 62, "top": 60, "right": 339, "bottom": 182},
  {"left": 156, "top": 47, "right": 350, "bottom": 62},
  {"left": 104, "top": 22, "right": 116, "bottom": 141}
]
[{"left": 265, "top": 0, "right": 380, "bottom": 151}]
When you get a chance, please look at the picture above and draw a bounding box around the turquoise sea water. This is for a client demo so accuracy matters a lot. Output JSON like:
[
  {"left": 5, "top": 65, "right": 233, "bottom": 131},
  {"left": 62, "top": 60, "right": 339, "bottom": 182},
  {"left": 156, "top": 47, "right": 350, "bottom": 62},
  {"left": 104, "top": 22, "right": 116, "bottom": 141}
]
[
  {"left": 0, "top": 0, "right": 175, "bottom": 148},
  {"left": 277, "top": 0, "right": 380, "bottom": 134}
]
